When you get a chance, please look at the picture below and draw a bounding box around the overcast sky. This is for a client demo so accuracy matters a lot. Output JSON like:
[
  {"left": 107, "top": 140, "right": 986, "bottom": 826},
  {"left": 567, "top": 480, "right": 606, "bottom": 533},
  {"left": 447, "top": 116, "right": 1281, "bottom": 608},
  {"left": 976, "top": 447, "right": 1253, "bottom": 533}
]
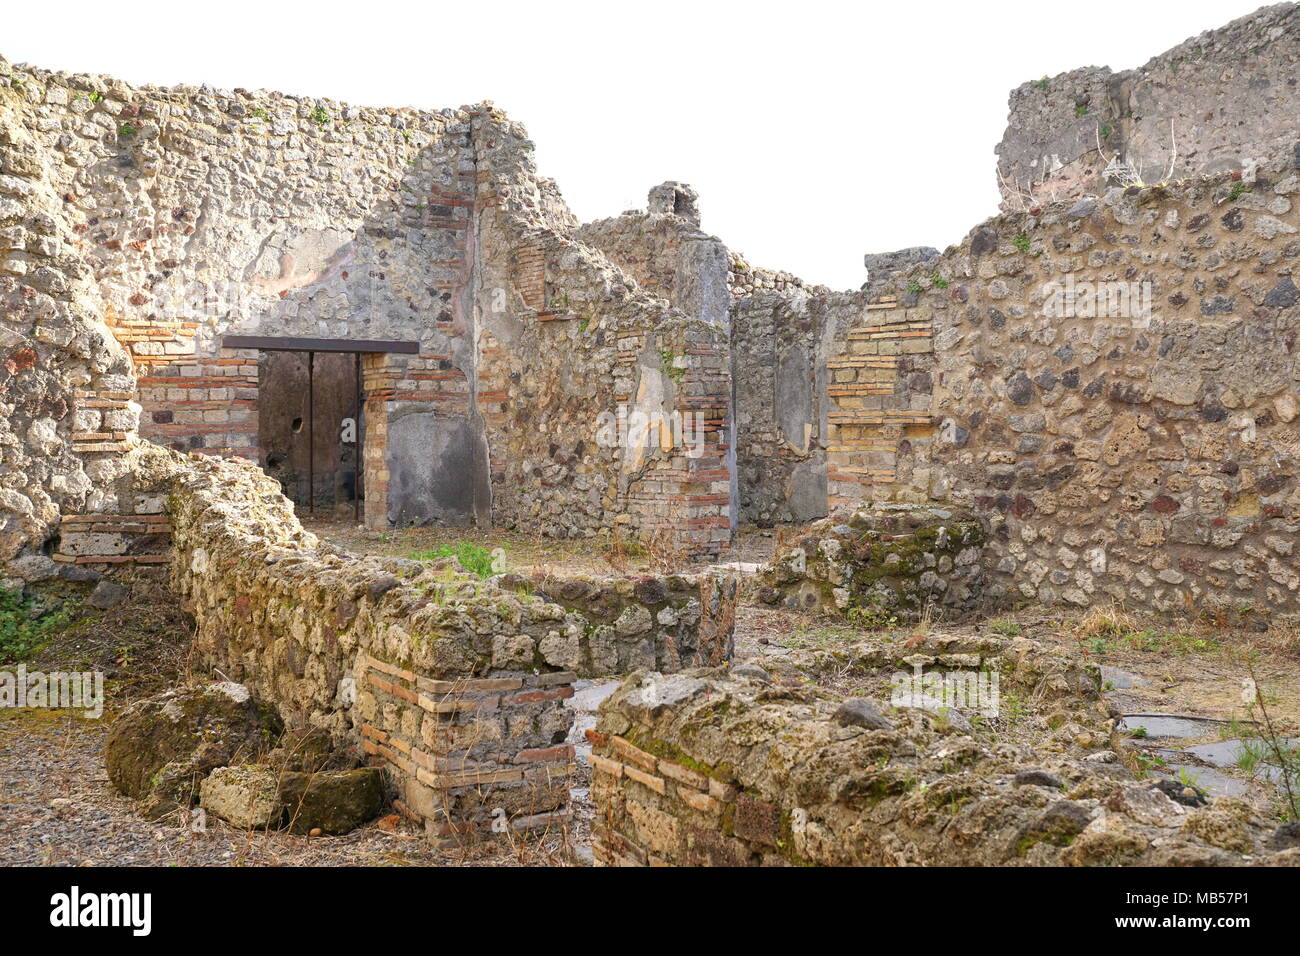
[{"left": 3, "top": 0, "right": 1269, "bottom": 288}]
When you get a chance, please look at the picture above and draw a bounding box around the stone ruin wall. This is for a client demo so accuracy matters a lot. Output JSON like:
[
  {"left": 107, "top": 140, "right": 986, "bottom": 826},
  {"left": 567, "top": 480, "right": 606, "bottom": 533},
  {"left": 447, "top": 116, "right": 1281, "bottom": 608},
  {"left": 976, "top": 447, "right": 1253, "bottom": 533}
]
[
  {"left": 126, "top": 444, "right": 735, "bottom": 841},
  {"left": 590, "top": 663, "right": 1298, "bottom": 866},
  {"left": 0, "top": 56, "right": 485, "bottom": 535},
  {"left": 879, "top": 146, "right": 1300, "bottom": 613},
  {"left": 477, "top": 153, "right": 734, "bottom": 555},
  {"left": 7, "top": 2, "right": 1300, "bottom": 610},
  {"left": 0, "top": 55, "right": 739, "bottom": 584},
  {"left": 0, "top": 63, "right": 136, "bottom": 576},
  {"left": 997, "top": 2, "right": 1300, "bottom": 211},
  {"left": 576, "top": 192, "right": 835, "bottom": 528}
]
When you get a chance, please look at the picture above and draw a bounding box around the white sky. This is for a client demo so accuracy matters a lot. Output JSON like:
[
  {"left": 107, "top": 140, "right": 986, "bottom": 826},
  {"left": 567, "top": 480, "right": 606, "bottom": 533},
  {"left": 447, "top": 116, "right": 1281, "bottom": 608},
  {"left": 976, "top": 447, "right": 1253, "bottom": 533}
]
[{"left": 3, "top": 0, "right": 1269, "bottom": 288}]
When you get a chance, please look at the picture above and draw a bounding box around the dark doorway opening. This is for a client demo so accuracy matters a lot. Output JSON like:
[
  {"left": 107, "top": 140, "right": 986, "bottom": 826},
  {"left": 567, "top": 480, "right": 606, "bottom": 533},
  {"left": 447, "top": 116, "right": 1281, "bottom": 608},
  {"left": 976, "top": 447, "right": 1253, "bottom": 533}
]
[
  {"left": 260, "top": 350, "right": 362, "bottom": 518},
  {"left": 224, "top": 335, "right": 419, "bottom": 523}
]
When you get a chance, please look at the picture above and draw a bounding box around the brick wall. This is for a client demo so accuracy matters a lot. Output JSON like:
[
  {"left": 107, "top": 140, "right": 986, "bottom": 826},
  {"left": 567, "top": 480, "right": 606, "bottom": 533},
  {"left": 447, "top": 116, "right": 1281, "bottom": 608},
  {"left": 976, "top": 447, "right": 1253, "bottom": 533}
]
[
  {"left": 825, "top": 295, "right": 938, "bottom": 508},
  {"left": 359, "top": 656, "right": 575, "bottom": 842}
]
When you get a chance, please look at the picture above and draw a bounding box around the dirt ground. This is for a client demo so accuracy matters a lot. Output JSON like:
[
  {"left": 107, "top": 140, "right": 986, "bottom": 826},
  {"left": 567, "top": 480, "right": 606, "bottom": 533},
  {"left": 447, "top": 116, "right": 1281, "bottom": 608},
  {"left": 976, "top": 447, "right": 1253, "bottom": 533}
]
[
  {"left": 3, "top": 529, "right": 1297, "bottom": 865},
  {"left": 301, "top": 517, "right": 779, "bottom": 575}
]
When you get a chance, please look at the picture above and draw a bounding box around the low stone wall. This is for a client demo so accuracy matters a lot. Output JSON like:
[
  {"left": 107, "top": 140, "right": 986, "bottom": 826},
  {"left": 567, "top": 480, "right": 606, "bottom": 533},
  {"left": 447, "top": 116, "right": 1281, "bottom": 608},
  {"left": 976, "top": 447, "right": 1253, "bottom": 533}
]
[
  {"left": 591, "top": 650, "right": 1297, "bottom": 866},
  {"left": 515, "top": 571, "right": 736, "bottom": 674},
  {"left": 757, "top": 505, "right": 986, "bottom": 616},
  {"left": 126, "top": 443, "right": 734, "bottom": 841}
]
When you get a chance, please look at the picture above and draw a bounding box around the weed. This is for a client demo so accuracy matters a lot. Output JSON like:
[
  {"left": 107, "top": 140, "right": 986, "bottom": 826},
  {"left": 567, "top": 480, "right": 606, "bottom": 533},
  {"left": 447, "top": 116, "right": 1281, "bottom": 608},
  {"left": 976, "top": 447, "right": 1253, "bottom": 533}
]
[
  {"left": 658, "top": 348, "right": 686, "bottom": 384},
  {"left": 1073, "top": 604, "right": 1138, "bottom": 643},
  {"left": 845, "top": 597, "right": 900, "bottom": 631},
  {"left": 0, "top": 587, "right": 72, "bottom": 662},
  {"left": 1011, "top": 233, "right": 1031, "bottom": 253},
  {"left": 1242, "top": 659, "right": 1299, "bottom": 820},
  {"left": 644, "top": 527, "right": 686, "bottom": 573},
  {"left": 409, "top": 542, "right": 500, "bottom": 579},
  {"left": 988, "top": 617, "right": 1021, "bottom": 637},
  {"left": 698, "top": 574, "right": 738, "bottom": 667}
]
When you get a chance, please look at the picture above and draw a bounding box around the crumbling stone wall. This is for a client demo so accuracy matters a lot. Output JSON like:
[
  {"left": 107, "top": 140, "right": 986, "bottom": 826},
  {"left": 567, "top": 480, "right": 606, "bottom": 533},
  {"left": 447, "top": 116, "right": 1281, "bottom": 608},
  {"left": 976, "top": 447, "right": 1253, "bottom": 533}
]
[
  {"left": 0, "top": 64, "right": 137, "bottom": 579},
  {"left": 880, "top": 146, "right": 1300, "bottom": 613},
  {"left": 0, "top": 53, "right": 482, "bottom": 533},
  {"left": 473, "top": 123, "right": 735, "bottom": 555},
  {"left": 997, "top": 3, "right": 1300, "bottom": 210},
  {"left": 575, "top": 187, "right": 840, "bottom": 528},
  {"left": 1, "top": 54, "right": 744, "bottom": 571},
  {"left": 127, "top": 444, "right": 735, "bottom": 840},
  {"left": 727, "top": 252, "right": 826, "bottom": 300},
  {"left": 575, "top": 189, "right": 731, "bottom": 330},
  {"left": 757, "top": 504, "right": 986, "bottom": 616},
  {"left": 591, "top": 660, "right": 1298, "bottom": 866}
]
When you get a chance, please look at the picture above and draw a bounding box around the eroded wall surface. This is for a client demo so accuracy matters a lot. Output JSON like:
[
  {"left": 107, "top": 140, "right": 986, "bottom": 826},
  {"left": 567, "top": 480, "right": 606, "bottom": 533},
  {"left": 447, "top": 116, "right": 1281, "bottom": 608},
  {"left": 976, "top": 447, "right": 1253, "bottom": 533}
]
[
  {"left": 997, "top": 2, "right": 1300, "bottom": 210},
  {"left": 130, "top": 445, "right": 735, "bottom": 840},
  {"left": 1, "top": 55, "right": 742, "bottom": 574},
  {"left": 591, "top": 665, "right": 1296, "bottom": 866},
  {"left": 882, "top": 148, "right": 1300, "bottom": 613}
]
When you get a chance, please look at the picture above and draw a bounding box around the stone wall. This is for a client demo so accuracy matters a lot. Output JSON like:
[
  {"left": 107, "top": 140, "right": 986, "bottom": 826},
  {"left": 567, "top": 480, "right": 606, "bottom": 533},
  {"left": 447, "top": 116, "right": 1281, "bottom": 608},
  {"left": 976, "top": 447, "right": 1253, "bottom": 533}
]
[
  {"left": 997, "top": 3, "right": 1300, "bottom": 210},
  {"left": 575, "top": 187, "right": 839, "bottom": 528},
  {"left": 757, "top": 504, "right": 986, "bottom": 616},
  {"left": 475, "top": 147, "right": 736, "bottom": 555},
  {"left": 591, "top": 660, "right": 1296, "bottom": 866},
  {"left": 122, "top": 444, "right": 734, "bottom": 840},
  {"left": 0, "top": 62, "right": 138, "bottom": 577},
  {"left": 881, "top": 146, "right": 1300, "bottom": 613},
  {"left": 1, "top": 54, "right": 744, "bottom": 571},
  {"left": 0, "top": 53, "right": 482, "bottom": 533},
  {"left": 730, "top": 293, "right": 828, "bottom": 525},
  {"left": 575, "top": 189, "right": 731, "bottom": 330}
]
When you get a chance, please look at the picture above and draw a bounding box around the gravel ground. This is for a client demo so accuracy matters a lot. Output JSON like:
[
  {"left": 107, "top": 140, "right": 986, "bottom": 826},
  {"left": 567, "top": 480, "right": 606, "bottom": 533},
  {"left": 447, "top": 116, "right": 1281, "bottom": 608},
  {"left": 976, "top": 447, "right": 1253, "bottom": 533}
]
[{"left": 0, "top": 710, "right": 591, "bottom": 867}]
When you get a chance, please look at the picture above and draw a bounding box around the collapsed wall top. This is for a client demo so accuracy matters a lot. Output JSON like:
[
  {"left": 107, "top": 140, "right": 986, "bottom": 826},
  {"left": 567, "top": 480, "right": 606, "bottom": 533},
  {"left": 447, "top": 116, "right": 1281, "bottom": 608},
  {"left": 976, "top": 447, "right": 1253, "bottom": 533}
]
[{"left": 996, "top": 2, "right": 1300, "bottom": 210}]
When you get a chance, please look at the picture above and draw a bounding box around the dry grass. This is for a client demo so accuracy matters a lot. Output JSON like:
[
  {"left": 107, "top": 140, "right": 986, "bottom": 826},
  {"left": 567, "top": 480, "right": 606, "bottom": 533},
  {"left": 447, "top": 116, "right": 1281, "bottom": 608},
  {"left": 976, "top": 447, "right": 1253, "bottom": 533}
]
[
  {"left": 25, "top": 572, "right": 195, "bottom": 705},
  {"left": 644, "top": 527, "right": 687, "bottom": 574},
  {"left": 1071, "top": 603, "right": 1141, "bottom": 643},
  {"left": 699, "top": 572, "right": 739, "bottom": 666}
]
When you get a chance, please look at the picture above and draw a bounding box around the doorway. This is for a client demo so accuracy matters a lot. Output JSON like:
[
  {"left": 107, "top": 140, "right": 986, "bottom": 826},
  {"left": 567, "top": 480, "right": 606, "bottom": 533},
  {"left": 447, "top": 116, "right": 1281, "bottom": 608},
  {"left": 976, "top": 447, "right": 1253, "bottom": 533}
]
[{"left": 223, "top": 335, "right": 419, "bottom": 523}]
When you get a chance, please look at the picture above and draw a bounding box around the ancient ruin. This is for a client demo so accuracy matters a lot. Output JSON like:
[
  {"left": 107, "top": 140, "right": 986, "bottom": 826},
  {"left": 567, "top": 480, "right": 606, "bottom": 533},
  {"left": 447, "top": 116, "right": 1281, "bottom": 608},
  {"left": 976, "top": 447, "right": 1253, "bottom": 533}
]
[{"left": 3, "top": 3, "right": 1300, "bottom": 866}]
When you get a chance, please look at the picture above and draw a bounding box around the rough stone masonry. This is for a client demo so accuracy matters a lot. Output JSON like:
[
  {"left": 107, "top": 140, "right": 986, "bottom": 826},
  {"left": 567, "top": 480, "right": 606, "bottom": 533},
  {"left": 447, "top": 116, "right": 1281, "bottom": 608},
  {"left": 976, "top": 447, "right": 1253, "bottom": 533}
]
[{"left": 5, "top": 3, "right": 1300, "bottom": 618}]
